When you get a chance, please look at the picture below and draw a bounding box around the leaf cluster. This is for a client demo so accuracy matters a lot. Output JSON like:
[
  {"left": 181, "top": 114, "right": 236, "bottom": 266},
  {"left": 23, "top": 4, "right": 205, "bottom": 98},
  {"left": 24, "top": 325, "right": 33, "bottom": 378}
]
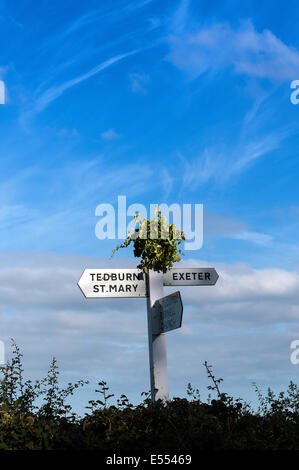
[{"left": 111, "top": 208, "right": 185, "bottom": 273}]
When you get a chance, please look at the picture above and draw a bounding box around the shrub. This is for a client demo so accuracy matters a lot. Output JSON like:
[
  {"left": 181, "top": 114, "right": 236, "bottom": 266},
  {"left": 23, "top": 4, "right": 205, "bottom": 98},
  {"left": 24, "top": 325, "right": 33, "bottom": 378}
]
[{"left": 1, "top": 341, "right": 299, "bottom": 451}]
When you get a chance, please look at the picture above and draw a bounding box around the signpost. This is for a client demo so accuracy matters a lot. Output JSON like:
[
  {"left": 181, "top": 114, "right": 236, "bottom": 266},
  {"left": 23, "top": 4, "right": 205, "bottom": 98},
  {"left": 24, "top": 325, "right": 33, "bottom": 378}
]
[
  {"left": 78, "top": 268, "right": 146, "bottom": 298},
  {"left": 163, "top": 268, "right": 219, "bottom": 286},
  {"left": 78, "top": 266, "right": 219, "bottom": 404},
  {"left": 152, "top": 291, "right": 183, "bottom": 334}
]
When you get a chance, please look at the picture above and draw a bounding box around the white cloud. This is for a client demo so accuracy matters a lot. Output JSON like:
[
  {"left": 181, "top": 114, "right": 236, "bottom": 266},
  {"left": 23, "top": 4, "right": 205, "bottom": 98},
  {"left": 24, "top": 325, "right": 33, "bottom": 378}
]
[
  {"left": 1, "top": 253, "right": 298, "bottom": 321},
  {"left": 176, "top": 259, "right": 299, "bottom": 306},
  {"left": 40, "top": 0, "right": 154, "bottom": 52},
  {"left": 164, "top": 7, "right": 294, "bottom": 188},
  {"left": 101, "top": 128, "right": 121, "bottom": 141},
  {"left": 231, "top": 230, "right": 273, "bottom": 246},
  {"left": 0, "top": 251, "right": 298, "bottom": 412},
  {"left": 0, "top": 158, "right": 155, "bottom": 251},
  {"left": 204, "top": 212, "right": 248, "bottom": 236},
  {"left": 129, "top": 72, "right": 150, "bottom": 94},
  {"left": 203, "top": 213, "right": 272, "bottom": 246},
  {"left": 0, "top": 205, "right": 37, "bottom": 228},
  {"left": 181, "top": 127, "right": 289, "bottom": 187},
  {"left": 167, "top": 17, "right": 299, "bottom": 82},
  {"left": 160, "top": 167, "right": 174, "bottom": 198},
  {"left": 30, "top": 50, "right": 138, "bottom": 114}
]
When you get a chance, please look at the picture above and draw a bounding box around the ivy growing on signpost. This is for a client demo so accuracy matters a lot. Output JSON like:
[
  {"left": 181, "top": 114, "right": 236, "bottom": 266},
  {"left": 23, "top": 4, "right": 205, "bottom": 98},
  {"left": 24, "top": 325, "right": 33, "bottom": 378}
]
[{"left": 111, "top": 208, "right": 185, "bottom": 273}]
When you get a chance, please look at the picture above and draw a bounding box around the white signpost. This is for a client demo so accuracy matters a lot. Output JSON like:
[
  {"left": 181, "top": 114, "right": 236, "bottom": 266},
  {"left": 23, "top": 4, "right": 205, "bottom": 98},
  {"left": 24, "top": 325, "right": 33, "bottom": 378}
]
[
  {"left": 152, "top": 291, "right": 183, "bottom": 334},
  {"left": 78, "top": 269, "right": 146, "bottom": 298},
  {"left": 78, "top": 266, "right": 219, "bottom": 404},
  {"left": 146, "top": 271, "right": 168, "bottom": 403}
]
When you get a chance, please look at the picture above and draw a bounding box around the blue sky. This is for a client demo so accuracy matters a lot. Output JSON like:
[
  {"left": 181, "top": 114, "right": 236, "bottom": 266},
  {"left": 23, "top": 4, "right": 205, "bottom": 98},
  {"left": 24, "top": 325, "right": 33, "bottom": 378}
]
[{"left": 0, "top": 0, "right": 299, "bottom": 414}]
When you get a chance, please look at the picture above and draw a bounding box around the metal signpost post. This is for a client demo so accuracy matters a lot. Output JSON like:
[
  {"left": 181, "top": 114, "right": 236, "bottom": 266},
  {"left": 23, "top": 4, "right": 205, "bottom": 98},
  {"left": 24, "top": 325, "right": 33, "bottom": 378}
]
[
  {"left": 146, "top": 271, "right": 169, "bottom": 403},
  {"left": 78, "top": 266, "right": 219, "bottom": 404}
]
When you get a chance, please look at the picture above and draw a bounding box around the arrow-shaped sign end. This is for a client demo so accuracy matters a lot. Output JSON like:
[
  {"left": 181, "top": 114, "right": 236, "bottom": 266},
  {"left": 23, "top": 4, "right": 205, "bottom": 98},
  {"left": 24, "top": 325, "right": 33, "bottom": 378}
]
[
  {"left": 77, "top": 270, "right": 88, "bottom": 298},
  {"left": 212, "top": 269, "right": 219, "bottom": 285}
]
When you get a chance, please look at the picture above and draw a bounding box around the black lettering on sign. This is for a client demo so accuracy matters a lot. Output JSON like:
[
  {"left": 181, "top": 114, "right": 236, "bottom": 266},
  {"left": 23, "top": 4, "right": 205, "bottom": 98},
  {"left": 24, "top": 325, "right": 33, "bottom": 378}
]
[
  {"left": 119, "top": 285, "right": 125, "bottom": 292},
  {"left": 109, "top": 285, "right": 117, "bottom": 292},
  {"left": 179, "top": 273, "right": 184, "bottom": 280},
  {"left": 127, "top": 273, "right": 132, "bottom": 281},
  {"left": 198, "top": 273, "right": 203, "bottom": 280},
  {"left": 132, "top": 285, "right": 137, "bottom": 292},
  {"left": 93, "top": 285, "right": 99, "bottom": 292},
  {"left": 173, "top": 273, "right": 178, "bottom": 280},
  {"left": 186, "top": 273, "right": 191, "bottom": 280},
  {"left": 126, "top": 285, "right": 132, "bottom": 292},
  {"left": 205, "top": 272, "right": 210, "bottom": 280},
  {"left": 90, "top": 273, "right": 96, "bottom": 281},
  {"left": 111, "top": 273, "right": 117, "bottom": 281}
]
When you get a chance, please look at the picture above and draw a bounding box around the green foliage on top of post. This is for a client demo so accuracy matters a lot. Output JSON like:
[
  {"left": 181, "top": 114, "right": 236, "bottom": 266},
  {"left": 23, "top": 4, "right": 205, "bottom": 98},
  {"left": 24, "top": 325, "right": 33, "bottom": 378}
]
[{"left": 111, "top": 208, "right": 186, "bottom": 273}]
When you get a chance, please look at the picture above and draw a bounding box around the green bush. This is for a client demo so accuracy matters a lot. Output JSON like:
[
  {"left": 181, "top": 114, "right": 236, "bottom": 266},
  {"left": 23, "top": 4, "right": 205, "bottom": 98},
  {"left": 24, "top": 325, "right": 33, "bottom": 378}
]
[{"left": 1, "top": 340, "right": 299, "bottom": 451}]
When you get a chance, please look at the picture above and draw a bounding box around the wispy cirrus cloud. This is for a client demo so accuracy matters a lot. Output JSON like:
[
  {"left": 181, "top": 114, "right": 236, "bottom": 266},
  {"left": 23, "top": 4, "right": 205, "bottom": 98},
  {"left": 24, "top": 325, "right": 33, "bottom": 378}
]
[
  {"left": 181, "top": 136, "right": 279, "bottom": 187},
  {"left": 231, "top": 231, "right": 273, "bottom": 246},
  {"left": 166, "top": 2, "right": 299, "bottom": 82},
  {"left": 129, "top": 72, "right": 150, "bottom": 94},
  {"left": 204, "top": 213, "right": 273, "bottom": 247},
  {"left": 39, "top": 0, "right": 155, "bottom": 54},
  {"left": 179, "top": 113, "right": 290, "bottom": 189},
  {"left": 17, "top": 1, "right": 158, "bottom": 126},
  {"left": 0, "top": 157, "right": 155, "bottom": 251},
  {"left": 159, "top": 2, "right": 297, "bottom": 190},
  {"left": 32, "top": 50, "right": 138, "bottom": 114}
]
